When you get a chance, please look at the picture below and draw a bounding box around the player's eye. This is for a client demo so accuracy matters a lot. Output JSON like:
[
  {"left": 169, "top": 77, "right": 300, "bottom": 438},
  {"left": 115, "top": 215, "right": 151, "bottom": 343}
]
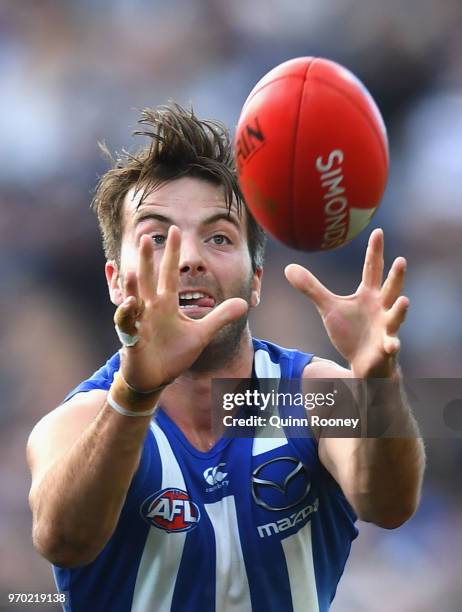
[
  {"left": 151, "top": 234, "right": 166, "bottom": 245},
  {"left": 209, "top": 234, "right": 231, "bottom": 245}
]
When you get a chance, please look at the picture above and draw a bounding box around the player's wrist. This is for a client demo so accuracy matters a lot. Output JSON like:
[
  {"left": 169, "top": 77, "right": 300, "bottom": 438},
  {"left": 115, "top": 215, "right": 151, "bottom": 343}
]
[
  {"left": 108, "top": 371, "right": 168, "bottom": 415},
  {"left": 117, "top": 369, "right": 173, "bottom": 397},
  {"left": 350, "top": 358, "right": 401, "bottom": 380}
]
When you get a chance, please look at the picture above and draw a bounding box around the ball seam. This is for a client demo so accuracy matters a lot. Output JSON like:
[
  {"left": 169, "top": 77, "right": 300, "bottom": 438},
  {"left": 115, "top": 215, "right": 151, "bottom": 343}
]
[
  {"left": 290, "top": 59, "right": 316, "bottom": 249},
  {"left": 307, "top": 74, "right": 389, "bottom": 168},
  {"left": 242, "top": 75, "right": 306, "bottom": 113}
]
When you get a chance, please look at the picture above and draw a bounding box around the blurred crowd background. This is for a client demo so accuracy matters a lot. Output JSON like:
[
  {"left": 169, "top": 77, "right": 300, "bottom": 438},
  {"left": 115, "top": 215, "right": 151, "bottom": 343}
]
[{"left": 1, "top": 0, "right": 462, "bottom": 610}]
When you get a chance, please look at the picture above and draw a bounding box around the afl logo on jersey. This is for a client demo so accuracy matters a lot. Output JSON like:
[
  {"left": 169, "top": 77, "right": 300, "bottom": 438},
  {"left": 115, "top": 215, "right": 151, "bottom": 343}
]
[{"left": 140, "top": 488, "right": 201, "bottom": 532}]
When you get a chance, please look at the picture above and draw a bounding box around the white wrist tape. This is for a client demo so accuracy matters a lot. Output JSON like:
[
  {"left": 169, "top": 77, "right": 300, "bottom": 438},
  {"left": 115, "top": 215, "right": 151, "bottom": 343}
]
[
  {"left": 115, "top": 321, "right": 141, "bottom": 347},
  {"left": 107, "top": 391, "right": 157, "bottom": 417}
]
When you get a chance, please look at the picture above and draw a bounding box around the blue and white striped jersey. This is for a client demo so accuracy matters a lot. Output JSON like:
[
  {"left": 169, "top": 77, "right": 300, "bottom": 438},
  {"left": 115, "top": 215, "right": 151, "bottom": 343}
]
[{"left": 53, "top": 338, "right": 357, "bottom": 612}]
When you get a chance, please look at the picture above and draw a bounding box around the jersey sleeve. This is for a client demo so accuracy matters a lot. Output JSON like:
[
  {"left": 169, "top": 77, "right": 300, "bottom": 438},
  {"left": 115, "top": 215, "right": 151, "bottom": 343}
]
[{"left": 62, "top": 351, "right": 121, "bottom": 403}]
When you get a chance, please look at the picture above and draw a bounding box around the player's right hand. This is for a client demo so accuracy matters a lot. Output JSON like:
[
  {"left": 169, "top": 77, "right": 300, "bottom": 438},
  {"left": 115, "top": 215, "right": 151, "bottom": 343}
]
[{"left": 114, "top": 226, "right": 248, "bottom": 393}]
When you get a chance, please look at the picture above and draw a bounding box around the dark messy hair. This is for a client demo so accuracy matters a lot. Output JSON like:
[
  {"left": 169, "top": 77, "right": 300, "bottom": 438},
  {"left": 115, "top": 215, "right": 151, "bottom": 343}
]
[{"left": 92, "top": 102, "right": 266, "bottom": 272}]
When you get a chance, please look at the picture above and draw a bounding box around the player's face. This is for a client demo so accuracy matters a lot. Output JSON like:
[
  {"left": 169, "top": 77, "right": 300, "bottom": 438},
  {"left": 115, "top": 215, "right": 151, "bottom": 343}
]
[{"left": 107, "top": 177, "right": 262, "bottom": 368}]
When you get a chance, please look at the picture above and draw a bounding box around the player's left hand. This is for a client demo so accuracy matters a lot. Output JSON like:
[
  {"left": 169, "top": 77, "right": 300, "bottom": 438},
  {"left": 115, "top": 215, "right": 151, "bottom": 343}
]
[{"left": 285, "top": 228, "right": 408, "bottom": 378}]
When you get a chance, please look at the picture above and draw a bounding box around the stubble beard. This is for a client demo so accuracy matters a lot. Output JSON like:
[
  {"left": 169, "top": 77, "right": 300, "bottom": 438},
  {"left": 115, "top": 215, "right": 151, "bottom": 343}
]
[{"left": 189, "top": 276, "right": 253, "bottom": 374}]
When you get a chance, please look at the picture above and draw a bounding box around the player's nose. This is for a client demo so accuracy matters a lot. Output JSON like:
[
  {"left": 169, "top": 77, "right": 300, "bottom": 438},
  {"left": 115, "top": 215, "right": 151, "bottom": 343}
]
[{"left": 179, "top": 235, "right": 206, "bottom": 276}]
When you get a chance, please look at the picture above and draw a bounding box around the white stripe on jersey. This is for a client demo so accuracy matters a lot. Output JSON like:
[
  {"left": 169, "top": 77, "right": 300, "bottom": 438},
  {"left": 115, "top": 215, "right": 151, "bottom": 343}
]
[
  {"left": 252, "top": 349, "right": 288, "bottom": 455},
  {"left": 131, "top": 423, "right": 187, "bottom": 612},
  {"left": 204, "top": 496, "right": 252, "bottom": 612},
  {"left": 281, "top": 520, "right": 319, "bottom": 612},
  {"left": 253, "top": 435, "right": 288, "bottom": 456},
  {"left": 254, "top": 348, "right": 281, "bottom": 379}
]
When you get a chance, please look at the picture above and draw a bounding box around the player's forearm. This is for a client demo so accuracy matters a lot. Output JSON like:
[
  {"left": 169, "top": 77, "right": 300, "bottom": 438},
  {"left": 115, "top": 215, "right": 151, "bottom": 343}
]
[
  {"left": 347, "top": 433, "right": 425, "bottom": 528},
  {"left": 344, "top": 379, "right": 425, "bottom": 528},
  {"left": 31, "top": 398, "right": 156, "bottom": 567}
]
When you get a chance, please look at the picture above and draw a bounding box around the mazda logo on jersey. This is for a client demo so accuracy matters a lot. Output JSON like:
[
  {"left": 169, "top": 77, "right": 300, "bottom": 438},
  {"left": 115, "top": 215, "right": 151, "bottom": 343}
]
[
  {"left": 140, "top": 488, "right": 201, "bottom": 532},
  {"left": 252, "top": 457, "right": 311, "bottom": 512}
]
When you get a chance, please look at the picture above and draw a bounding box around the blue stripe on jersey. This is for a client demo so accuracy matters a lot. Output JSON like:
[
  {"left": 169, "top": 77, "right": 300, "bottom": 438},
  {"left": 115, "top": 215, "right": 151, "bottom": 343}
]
[
  {"left": 310, "top": 474, "right": 358, "bottom": 610},
  {"left": 170, "top": 517, "right": 216, "bottom": 611}
]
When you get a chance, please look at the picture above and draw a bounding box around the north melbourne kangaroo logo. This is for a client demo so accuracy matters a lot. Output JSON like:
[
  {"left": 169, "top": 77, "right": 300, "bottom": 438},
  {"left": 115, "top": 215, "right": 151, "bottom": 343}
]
[{"left": 203, "top": 463, "right": 228, "bottom": 486}]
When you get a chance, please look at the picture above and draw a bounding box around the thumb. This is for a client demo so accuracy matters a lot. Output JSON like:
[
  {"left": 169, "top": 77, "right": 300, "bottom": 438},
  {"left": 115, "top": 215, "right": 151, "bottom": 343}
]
[
  {"left": 284, "top": 264, "right": 332, "bottom": 314},
  {"left": 114, "top": 295, "right": 144, "bottom": 335},
  {"left": 198, "top": 297, "right": 248, "bottom": 340}
]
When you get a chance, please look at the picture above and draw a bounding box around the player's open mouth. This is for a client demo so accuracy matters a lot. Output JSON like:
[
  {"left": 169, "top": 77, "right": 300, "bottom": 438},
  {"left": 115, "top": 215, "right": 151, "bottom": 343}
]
[{"left": 178, "top": 290, "right": 216, "bottom": 310}]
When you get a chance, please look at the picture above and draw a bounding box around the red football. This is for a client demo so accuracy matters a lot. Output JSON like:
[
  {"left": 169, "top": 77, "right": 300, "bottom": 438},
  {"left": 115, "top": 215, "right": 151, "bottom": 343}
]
[{"left": 235, "top": 57, "right": 389, "bottom": 251}]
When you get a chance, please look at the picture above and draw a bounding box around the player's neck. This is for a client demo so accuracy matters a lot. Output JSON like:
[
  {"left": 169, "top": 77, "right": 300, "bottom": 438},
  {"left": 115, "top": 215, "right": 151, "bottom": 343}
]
[{"left": 159, "top": 331, "right": 254, "bottom": 451}]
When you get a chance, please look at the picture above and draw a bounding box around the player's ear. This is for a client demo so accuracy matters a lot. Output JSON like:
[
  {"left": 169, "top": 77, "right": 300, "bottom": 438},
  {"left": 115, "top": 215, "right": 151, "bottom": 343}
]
[
  {"left": 105, "top": 261, "right": 124, "bottom": 306},
  {"left": 250, "top": 267, "right": 263, "bottom": 308}
]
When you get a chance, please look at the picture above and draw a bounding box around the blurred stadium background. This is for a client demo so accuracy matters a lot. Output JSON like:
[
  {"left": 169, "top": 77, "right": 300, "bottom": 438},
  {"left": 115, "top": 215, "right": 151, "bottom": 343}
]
[{"left": 1, "top": 0, "right": 462, "bottom": 610}]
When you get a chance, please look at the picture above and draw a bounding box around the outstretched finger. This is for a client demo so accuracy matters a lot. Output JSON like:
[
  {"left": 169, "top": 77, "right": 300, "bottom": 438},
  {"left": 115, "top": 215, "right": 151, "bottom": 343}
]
[
  {"left": 386, "top": 295, "right": 409, "bottom": 336},
  {"left": 198, "top": 297, "right": 248, "bottom": 341},
  {"left": 284, "top": 264, "right": 333, "bottom": 315},
  {"left": 381, "top": 257, "right": 407, "bottom": 310},
  {"left": 138, "top": 234, "right": 156, "bottom": 299},
  {"left": 157, "top": 226, "right": 181, "bottom": 295},
  {"left": 123, "top": 270, "right": 143, "bottom": 308},
  {"left": 361, "top": 228, "right": 384, "bottom": 289}
]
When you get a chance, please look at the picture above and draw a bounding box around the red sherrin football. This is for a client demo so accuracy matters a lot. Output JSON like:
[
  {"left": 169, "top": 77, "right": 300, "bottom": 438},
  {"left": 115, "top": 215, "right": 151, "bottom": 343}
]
[{"left": 235, "top": 57, "right": 389, "bottom": 251}]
